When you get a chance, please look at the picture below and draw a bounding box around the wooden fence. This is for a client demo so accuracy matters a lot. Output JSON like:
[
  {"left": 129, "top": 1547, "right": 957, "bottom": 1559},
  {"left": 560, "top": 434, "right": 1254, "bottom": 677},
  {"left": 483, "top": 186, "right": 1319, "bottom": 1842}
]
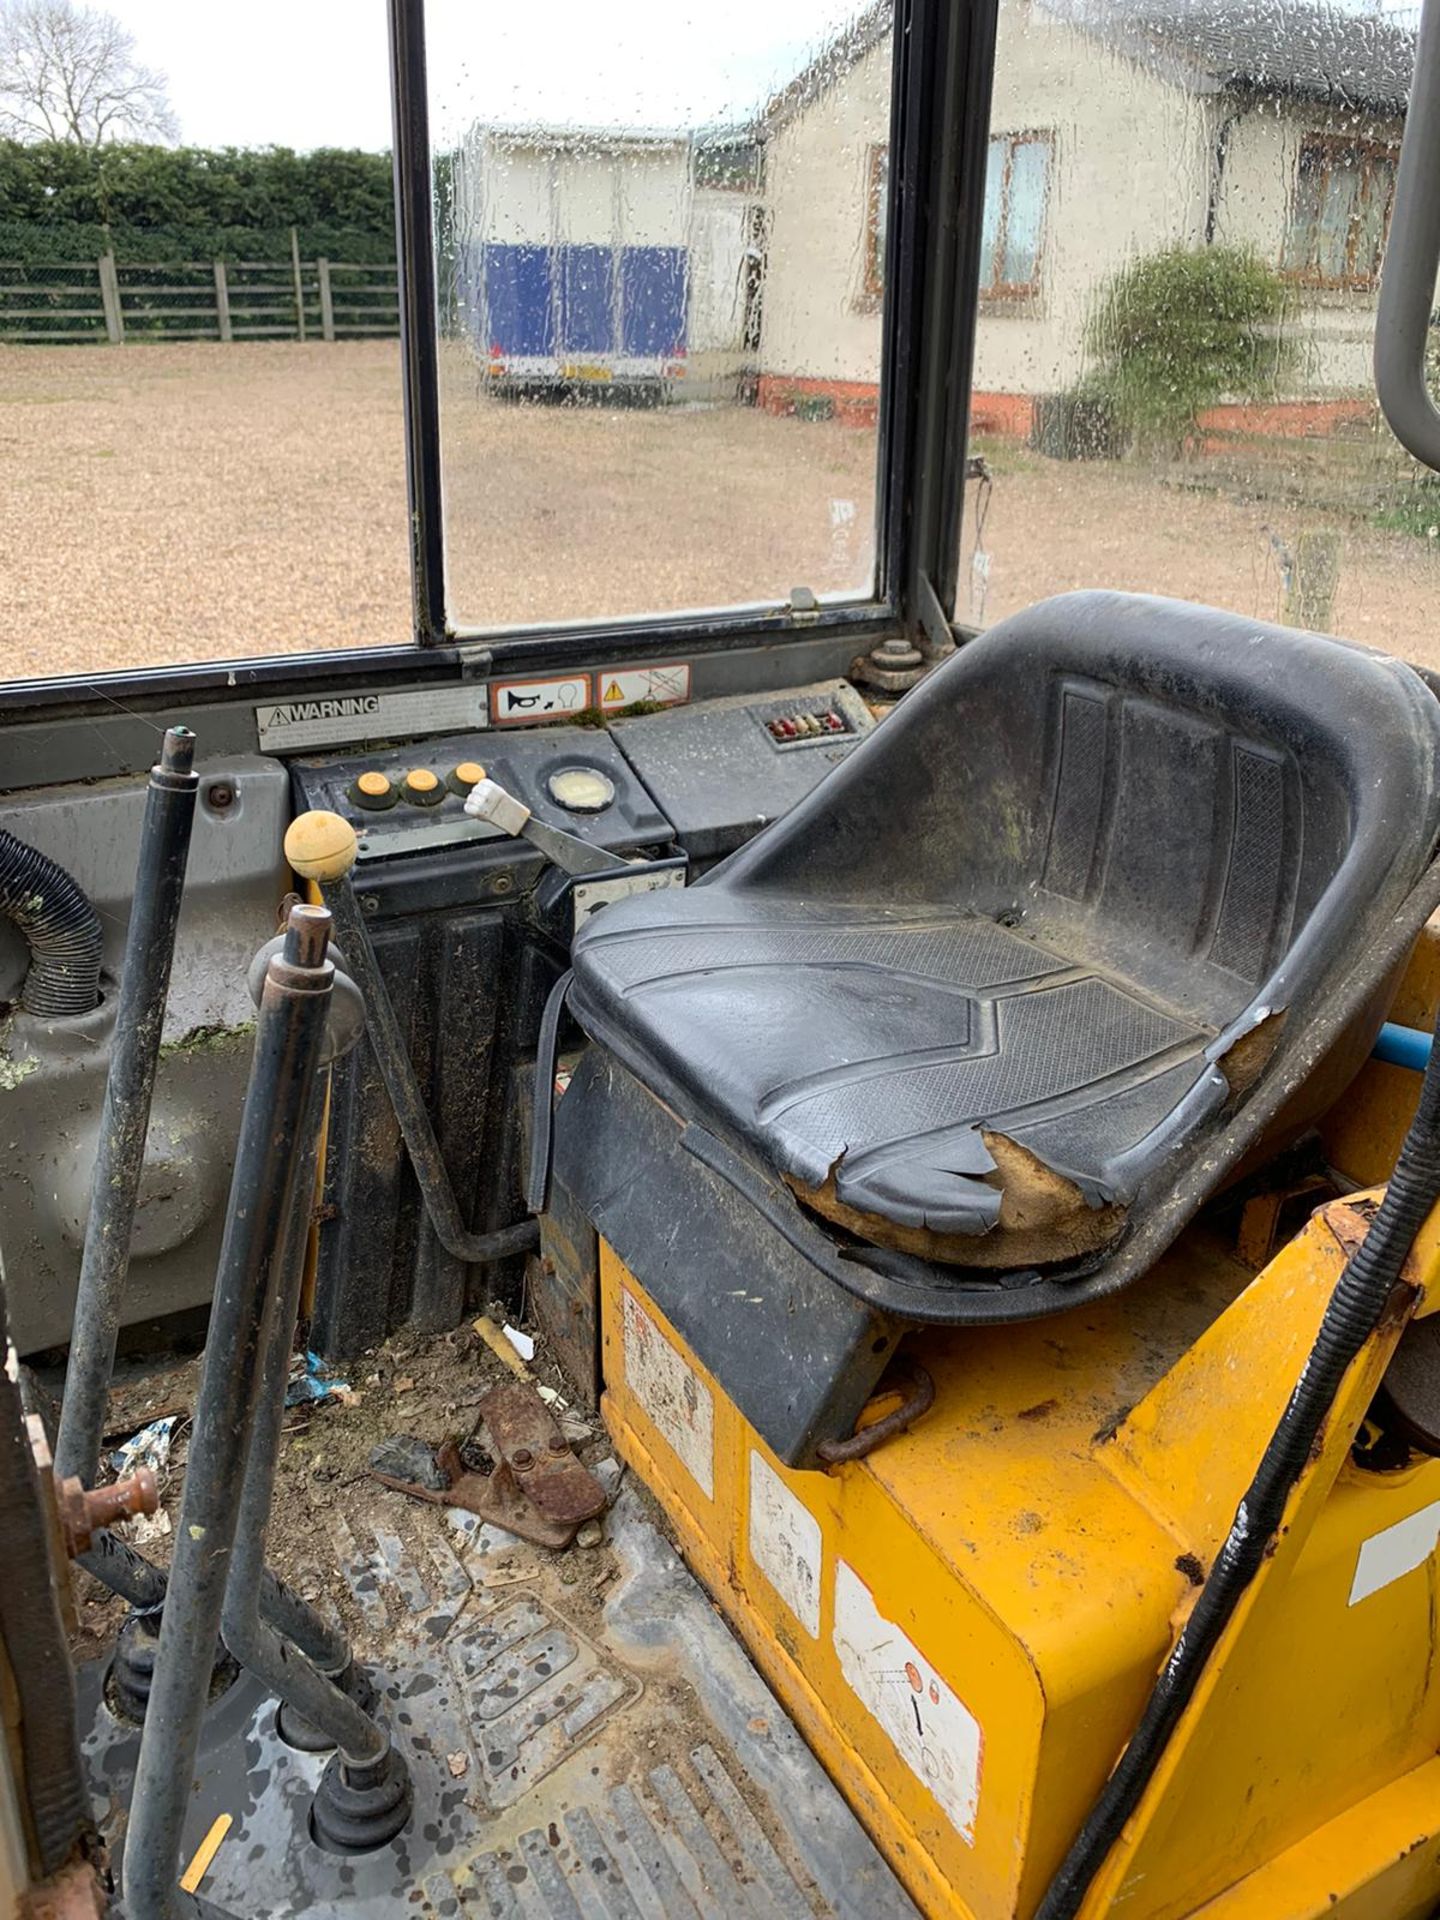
[{"left": 0, "top": 250, "right": 398, "bottom": 344}]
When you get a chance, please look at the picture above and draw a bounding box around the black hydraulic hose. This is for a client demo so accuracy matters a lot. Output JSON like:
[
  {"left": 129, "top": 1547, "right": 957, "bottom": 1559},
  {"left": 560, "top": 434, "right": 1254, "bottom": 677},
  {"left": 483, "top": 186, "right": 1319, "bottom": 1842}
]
[
  {"left": 0, "top": 829, "right": 102, "bottom": 1018},
  {"left": 57, "top": 726, "right": 199, "bottom": 1489},
  {"left": 1037, "top": 1002, "right": 1440, "bottom": 1919},
  {"left": 526, "top": 968, "right": 572, "bottom": 1215}
]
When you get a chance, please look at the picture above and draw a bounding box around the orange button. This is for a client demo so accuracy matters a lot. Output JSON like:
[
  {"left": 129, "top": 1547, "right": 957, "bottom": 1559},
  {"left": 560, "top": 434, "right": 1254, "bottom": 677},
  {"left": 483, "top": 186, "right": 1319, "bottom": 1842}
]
[
  {"left": 405, "top": 768, "right": 439, "bottom": 792},
  {"left": 357, "top": 771, "right": 391, "bottom": 797},
  {"left": 454, "top": 761, "right": 485, "bottom": 787}
]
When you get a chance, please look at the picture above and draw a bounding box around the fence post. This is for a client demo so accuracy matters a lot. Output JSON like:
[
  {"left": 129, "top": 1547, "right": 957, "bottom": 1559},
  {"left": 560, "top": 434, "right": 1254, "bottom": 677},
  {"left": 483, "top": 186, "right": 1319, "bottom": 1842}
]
[
  {"left": 98, "top": 251, "right": 124, "bottom": 344},
  {"left": 290, "top": 226, "right": 307, "bottom": 342},
  {"left": 1283, "top": 527, "right": 1341, "bottom": 633},
  {"left": 213, "top": 259, "right": 232, "bottom": 343},
  {"left": 317, "top": 257, "right": 335, "bottom": 343}
]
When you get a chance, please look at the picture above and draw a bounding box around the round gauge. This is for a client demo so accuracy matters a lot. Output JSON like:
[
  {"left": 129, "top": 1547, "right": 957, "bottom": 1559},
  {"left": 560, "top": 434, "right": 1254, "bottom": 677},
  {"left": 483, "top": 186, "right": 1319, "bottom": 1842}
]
[{"left": 547, "top": 766, "right": 616, "bottom": 814}]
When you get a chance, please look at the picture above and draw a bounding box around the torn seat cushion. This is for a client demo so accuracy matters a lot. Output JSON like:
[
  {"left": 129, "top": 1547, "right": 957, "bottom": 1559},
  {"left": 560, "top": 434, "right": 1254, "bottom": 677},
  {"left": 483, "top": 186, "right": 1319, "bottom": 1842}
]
[{"left": 570, "top": 592, "right": 1440, "bottom": 1275}]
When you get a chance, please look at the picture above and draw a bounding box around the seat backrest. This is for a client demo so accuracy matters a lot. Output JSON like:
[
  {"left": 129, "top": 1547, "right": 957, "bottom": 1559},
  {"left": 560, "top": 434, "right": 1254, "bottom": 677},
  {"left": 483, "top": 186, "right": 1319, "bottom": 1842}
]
[{"left": 714, "top": 591, "right": 1440, "bottom": 1038}]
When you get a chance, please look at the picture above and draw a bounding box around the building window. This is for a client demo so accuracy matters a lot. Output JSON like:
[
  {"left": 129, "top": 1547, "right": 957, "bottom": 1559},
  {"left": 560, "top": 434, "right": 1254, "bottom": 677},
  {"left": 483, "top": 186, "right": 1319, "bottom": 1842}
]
[
  {"left": 980, "top": 131, "right": 1053, "bottom": 298},
  {"left": 1282, "top": 135, "right": 1397, "bottom": 290},
  {"left": 864, "top": 143, "right": 889, "bottom": 299}
]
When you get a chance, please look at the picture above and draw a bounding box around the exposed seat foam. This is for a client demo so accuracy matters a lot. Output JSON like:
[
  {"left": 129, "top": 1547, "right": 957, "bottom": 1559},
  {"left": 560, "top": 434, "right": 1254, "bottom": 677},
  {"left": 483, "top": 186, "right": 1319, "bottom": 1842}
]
[{"left": 571, "top": 592, "right": 1440, "bottom": 1287}]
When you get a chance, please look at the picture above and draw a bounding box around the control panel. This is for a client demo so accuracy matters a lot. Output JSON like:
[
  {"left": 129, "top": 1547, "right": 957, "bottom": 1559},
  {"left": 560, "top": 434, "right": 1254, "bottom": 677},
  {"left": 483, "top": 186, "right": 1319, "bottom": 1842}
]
[
  {"left": 292, "top": 679, "right": 874, "bottom": 876},
  {"left": 293, "top": 727, "right": 668, "bottom": 870},
  {"left": 758, "top": 693, "right": 859, "bottom": 748},
  {"left": 611, "top": 680, "right": 874, "bottom": 864}
]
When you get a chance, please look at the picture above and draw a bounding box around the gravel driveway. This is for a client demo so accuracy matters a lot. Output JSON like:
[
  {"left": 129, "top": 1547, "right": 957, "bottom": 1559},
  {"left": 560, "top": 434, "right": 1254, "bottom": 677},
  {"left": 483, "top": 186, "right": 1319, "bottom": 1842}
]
[{"left": 3, "top": 338, "right": 1438, "bottom": 683}]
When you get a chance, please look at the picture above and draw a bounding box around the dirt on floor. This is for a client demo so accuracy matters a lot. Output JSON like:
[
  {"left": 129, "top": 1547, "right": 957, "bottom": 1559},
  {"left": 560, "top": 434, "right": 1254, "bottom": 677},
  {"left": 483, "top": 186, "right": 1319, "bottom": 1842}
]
[
  {"left": 5, "top": 337, "right": 1440, "bottom": 681},
  {"left": 62, "top": 1311, "right": 623, "bottom": 1669}
]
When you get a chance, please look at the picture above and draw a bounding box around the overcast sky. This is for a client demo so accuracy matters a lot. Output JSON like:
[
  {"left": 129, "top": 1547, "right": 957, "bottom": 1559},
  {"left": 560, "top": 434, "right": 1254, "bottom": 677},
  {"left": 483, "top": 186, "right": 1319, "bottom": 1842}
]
[{"left": 104, "top": 1, "right": 870, "bottom": 151}]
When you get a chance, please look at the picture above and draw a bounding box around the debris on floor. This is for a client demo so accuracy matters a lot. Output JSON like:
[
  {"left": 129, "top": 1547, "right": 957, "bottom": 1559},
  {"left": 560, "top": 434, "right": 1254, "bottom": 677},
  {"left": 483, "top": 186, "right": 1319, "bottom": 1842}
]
[
  {"left": 109, "top": 1414, "right": 180, "bottom": 1480},
  {"left": 67, "top": 1313, "right": 595, "bottom": 1662},
  {"left": 369, "top": 1433, "right": 449, "bottom": 1492},
  {"left": 473, "top": 1313, "right": 534, "bottom": 1381},
  {"left": 501, "top": 1323, "right": 535, "bottom": 1364},
  {"left": 124, "top": 1506, "right": 173, "bottom": 1548},
  {"left": 285, "top": 1350, "right": 355, "bottom": 1409},
  {"left": 369, "top": 1379, "right": 609, "bottom": 1550}
]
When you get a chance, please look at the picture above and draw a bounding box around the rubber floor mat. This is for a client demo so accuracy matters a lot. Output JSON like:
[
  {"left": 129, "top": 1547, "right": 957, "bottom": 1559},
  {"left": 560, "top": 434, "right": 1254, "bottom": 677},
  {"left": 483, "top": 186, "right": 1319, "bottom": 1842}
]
[{"left": 80, "top": 1485, "right": 917, "bottom": 1919}]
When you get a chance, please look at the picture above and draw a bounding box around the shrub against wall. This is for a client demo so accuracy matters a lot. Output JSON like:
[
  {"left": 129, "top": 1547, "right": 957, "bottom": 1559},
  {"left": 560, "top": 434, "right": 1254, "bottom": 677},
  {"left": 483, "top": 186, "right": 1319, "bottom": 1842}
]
[
  {"left": 0, "top": 139, "right": 396, "bottom": 263},
  {"left": 1086, "top": 245, "right": 1294, "bottom": 452}
]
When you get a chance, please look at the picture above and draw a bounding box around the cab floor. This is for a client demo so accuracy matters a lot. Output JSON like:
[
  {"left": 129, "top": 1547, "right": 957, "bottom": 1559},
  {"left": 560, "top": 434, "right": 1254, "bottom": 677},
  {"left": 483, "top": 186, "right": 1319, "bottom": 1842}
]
[{"left": 79, "top": 1484, "right": 918, "bottom": 1919}]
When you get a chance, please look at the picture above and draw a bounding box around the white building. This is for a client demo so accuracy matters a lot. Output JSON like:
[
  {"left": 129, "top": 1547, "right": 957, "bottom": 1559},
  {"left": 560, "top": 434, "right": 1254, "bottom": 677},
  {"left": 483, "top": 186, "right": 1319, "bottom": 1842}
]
[{"left": 756, "top": 0, "right": 1413, "bottom": 437}]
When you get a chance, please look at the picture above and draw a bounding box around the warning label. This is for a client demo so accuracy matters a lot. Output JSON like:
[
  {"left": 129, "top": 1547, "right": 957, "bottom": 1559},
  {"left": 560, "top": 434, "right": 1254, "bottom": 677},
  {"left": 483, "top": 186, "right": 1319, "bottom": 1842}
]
[
  {"left": 256, "top": 685, "right": 487, "bottom": 751},
  {"left": 833, "top": 1561, "right": 982, "bottom": 1841},
  {"left": 598, "top": 663, "right": 691, "bottom": 711},
  {"left": 490, "top": 675, "right": 593, "bottom": 724},
  {"left": 621, "top": 1288, "right": 714, "bottom": 1498}
]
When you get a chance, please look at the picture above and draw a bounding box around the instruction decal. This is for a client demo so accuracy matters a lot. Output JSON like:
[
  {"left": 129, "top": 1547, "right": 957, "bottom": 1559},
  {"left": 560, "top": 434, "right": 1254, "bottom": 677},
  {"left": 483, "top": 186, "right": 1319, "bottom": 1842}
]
[
  {"left": 598, "top": 664, "right": 691, "bottom": 711},
  {"left": 833, "top": 1560, "right": 981, "bottom": 1841},
  {"left": 621, "top": 1289, "right": 714, "bottom": 1498},
  {"left": 749, "top": 1451, "right": 822, "bottom": 1637},
  {"left": 490, "top": 675, "right": 592, "bottom": 724},
  {"left": 256, "top": 685, "right": 489, "bottom": 752}
]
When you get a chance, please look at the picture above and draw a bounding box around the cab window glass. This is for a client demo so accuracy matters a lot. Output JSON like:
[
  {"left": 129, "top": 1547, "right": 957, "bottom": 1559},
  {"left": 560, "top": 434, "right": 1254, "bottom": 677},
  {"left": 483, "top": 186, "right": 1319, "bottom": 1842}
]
[
  {"left": 955, "top": 0, "right": 1436, "bottom": 669},
  {"left": 427, "top": 1, "right": 894, "bottom": 633},
  {"left": 0, "top": 1, "right": 407, "bottom": 679}
]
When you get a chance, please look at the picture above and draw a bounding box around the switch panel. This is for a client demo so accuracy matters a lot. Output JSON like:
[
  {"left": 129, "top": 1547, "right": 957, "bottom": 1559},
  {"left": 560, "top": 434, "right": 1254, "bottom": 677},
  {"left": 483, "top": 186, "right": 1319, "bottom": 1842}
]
[
  {"left": 293, "top": 726, "right": 668, "bottom": 870},
  {"left": 609, "top": 679, "right": 874, "bottom": 865}
]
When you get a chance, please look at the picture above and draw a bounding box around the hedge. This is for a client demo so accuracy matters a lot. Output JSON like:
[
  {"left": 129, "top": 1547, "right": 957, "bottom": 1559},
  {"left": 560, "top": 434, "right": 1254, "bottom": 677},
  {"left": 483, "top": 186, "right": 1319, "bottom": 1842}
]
[{"left": 0, "top": 140, "right": 396, "bottom": 265}]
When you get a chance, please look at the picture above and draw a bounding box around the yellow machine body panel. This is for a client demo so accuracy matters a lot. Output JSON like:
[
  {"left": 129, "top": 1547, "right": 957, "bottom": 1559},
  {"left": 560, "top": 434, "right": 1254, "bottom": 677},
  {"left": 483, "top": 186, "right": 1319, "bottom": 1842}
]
[{"left": 599, "top": 1206, "right": 1440, "bottom": 1919}]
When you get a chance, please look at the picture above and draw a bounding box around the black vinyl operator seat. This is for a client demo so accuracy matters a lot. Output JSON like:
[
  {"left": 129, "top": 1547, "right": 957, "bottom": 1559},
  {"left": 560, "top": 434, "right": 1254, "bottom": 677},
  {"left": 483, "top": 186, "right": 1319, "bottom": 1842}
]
[{"left": 568, "top": 592, "right": 1440, "bottom": 1303}]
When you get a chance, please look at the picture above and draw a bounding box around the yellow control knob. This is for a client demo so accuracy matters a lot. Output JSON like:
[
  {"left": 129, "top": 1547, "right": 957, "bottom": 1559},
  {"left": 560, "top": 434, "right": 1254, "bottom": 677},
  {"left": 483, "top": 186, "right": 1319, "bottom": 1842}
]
[
  {"left": 447, "top": 760, "right": 486, "bottom": 796},
  {"left": 349, "top": 769, "right": 397, "bottom": 811},
  {"left": 284, "top": 810, "right": 359, "bottom": 883},
  {"left": 403, "top": 767, "right": 444, "bottom": 808}
]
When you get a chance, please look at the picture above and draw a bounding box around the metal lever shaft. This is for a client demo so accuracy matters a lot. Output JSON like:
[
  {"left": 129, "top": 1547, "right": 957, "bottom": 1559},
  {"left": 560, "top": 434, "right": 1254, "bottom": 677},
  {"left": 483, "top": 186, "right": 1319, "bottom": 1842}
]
[
  {"left": 56, "top": 726, "right": 199, "bottom": 1489},
  {"left": 124, "top": 907, "right": 337, "bottom": 1920},
  {"left": 464, "top": 776, "right": 620, "bottom": 877}
]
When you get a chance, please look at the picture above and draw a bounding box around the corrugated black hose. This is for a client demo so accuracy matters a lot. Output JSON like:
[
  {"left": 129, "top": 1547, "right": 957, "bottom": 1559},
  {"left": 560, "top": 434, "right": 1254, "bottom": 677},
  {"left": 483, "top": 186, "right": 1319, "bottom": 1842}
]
[
  {"left": 1038, "top": 1000, "right": 1440, "bottom": 1919},
  {"left": 0, "top": 829, "right": 103, "bottom": 1018}
]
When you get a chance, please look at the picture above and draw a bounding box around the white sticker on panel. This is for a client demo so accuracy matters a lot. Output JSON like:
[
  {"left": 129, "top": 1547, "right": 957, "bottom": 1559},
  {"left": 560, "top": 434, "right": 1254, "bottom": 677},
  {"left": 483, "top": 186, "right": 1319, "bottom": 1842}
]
[
  {"left": 598, "top": 663, "right": 691, "bottom": 711},
  {"left": 490, "top": 675, "right": 592, "bottom": 724},
  {"left": 1349, "top": 1498, "right": 1440, "bottom": 1605},
  {"left": 833, "top": 1559, "right": 981, "bottom": 1842},
  {"left": 256, "top": 686, "right": 489, "bottom": 752},
  {"left": 621, "top": 1289, "right": 714, "bottom": 1499},
  {"left": 749, "top": 1451, "right": 822, "bottom": 1638}
]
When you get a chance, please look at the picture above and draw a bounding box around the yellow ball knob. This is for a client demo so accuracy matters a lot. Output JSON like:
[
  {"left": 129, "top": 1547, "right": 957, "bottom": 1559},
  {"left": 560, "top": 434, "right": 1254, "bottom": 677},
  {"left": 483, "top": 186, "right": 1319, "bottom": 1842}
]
[
  {"left": 403, "top": 767, "right": 445, "bottom": 807},
  {"left": 349, "top": 769, "right": 397, "bottom": 812},
  {"left": 447, "top": 760, "right": 486, "bottom": 796},
  {"left": 284, "top": 810, "right": 359, "bottom": 883}
]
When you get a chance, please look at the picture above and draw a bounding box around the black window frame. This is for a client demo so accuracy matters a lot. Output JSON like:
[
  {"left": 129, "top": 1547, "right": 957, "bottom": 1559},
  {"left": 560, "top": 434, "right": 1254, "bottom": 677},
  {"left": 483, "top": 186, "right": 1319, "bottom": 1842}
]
[{"left": 0, "top": 0, "right": 997, "bottom": 716}]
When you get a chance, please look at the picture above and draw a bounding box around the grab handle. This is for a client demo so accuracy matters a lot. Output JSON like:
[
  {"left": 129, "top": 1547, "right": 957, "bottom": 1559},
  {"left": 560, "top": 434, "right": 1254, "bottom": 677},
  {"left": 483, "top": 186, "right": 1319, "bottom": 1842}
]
[{"left": 1376, "top": 0, "right": 1440, "bottom": 473}]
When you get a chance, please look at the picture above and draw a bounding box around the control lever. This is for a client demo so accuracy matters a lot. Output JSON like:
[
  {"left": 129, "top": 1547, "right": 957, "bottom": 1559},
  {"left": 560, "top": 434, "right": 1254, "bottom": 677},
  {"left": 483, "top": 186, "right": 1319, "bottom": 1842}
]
[{"left": 464, "top": 776, "right": 624, "bottom": 878}]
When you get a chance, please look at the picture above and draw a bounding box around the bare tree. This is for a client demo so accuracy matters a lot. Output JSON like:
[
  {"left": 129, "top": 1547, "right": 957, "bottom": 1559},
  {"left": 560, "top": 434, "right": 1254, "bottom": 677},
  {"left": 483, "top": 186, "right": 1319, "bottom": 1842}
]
[{"left": 0, "top": 0, "right": 177, "bottom": 148}]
